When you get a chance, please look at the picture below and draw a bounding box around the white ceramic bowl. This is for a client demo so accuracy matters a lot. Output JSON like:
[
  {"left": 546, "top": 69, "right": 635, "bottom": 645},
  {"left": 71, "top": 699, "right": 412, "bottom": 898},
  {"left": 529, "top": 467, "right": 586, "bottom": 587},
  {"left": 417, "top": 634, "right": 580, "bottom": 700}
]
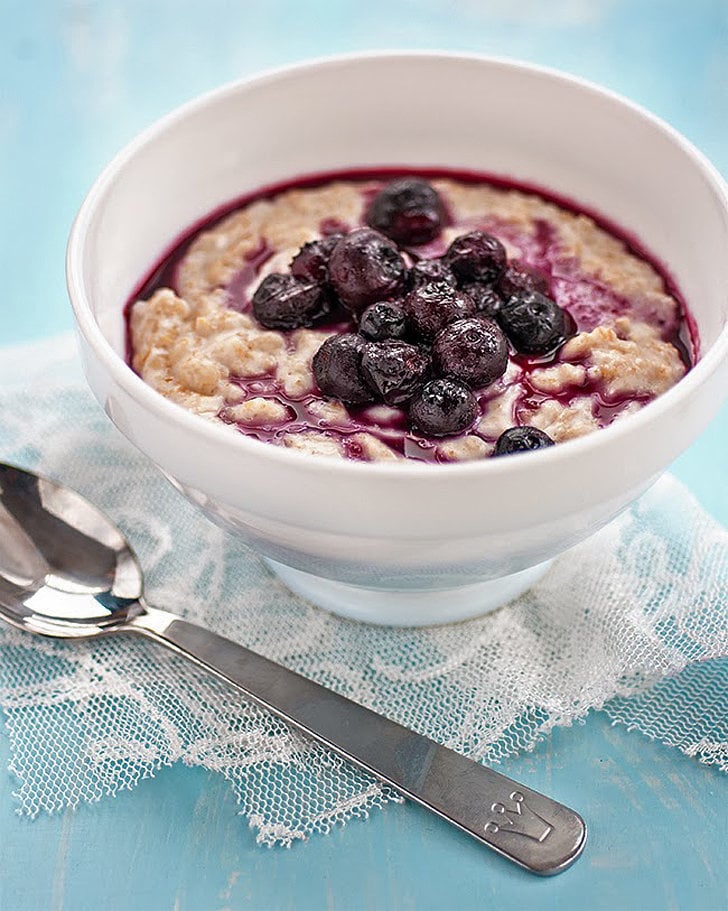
[{"left": 67, "top": 53, "right": 728, "bottom": 626}]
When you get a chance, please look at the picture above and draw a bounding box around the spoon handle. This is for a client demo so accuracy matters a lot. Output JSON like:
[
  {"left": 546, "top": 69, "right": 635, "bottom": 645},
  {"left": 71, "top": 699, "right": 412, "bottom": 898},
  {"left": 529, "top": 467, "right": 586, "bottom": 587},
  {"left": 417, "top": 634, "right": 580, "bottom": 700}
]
[{"left": 129, "top": 605, "right": 586, "bottom": 874}]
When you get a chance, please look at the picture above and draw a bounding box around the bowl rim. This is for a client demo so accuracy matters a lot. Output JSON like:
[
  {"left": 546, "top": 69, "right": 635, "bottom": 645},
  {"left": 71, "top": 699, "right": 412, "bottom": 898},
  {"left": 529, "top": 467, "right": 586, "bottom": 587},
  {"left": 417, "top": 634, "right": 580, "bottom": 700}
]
[{"left": 66, "top": 49, "right": 728, "bottom": 480}]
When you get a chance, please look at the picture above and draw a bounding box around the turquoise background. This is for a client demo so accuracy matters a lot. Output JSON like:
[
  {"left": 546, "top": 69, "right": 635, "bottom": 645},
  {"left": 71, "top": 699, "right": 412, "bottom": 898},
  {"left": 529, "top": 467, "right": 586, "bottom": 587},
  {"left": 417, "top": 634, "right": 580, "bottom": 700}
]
[{"left": 0, "top": 1, "right": 727, "bottom": 908}]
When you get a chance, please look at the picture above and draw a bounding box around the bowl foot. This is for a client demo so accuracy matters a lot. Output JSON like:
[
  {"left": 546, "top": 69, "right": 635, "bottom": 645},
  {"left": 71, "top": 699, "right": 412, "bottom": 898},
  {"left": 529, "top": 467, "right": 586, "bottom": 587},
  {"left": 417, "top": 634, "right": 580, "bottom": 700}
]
[{"left": 264, "top": 559, "right": 553, "bottom": 626}]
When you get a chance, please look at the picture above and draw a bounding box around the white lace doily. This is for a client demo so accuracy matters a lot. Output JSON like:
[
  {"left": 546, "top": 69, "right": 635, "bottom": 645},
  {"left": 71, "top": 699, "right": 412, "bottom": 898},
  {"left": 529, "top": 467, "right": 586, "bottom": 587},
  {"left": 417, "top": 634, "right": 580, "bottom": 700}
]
[{"left": 0, "top": 336, "right": 726, "bottom": 845}]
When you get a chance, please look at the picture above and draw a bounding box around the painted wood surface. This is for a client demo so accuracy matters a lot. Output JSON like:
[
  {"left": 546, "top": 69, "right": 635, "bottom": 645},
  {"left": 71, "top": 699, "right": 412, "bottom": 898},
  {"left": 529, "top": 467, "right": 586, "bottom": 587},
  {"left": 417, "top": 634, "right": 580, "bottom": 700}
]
[{"left": 1, "top": 1, "right": 727, "bottom": 908}]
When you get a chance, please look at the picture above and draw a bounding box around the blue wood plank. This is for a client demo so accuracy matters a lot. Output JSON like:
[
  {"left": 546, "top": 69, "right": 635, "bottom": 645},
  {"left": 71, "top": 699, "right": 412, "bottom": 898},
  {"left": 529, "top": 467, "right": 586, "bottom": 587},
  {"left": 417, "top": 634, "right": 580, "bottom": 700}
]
[
  {"left": 1, "top": 1, "right": 727, "bottom": 909},
  {"left": 1, "top": 714, "right": 726, "bottom": 910}
]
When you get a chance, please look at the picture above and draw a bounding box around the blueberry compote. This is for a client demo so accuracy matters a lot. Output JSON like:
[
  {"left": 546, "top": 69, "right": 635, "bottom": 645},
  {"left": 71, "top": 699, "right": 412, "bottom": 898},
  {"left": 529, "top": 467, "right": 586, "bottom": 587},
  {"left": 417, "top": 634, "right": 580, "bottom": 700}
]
[{"left": 127, "top": 168, "right": 697, "bottom": 463}]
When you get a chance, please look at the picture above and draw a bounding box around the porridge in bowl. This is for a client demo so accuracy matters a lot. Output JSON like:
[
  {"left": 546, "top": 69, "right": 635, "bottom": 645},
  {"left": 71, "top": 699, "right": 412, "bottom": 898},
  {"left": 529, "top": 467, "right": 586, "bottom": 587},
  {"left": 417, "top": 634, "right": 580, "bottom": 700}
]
[{"left": 128, "top": 170, "right": 695, "bottom": 463}]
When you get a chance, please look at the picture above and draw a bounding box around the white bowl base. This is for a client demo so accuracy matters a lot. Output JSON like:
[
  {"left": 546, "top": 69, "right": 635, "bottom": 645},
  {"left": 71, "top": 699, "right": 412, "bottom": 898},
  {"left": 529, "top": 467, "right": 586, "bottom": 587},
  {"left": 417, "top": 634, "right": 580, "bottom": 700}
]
[{"left": 264, "top": 559, "right": 553, "bottom": 626}]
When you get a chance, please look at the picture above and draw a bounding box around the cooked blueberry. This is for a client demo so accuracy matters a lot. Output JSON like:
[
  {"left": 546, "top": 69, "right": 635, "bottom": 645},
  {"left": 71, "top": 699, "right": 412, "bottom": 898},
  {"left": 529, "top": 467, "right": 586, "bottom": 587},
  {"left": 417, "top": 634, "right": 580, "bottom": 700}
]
[
  {"left": 444, "top": 231, "right": 506, "bottom": 284},
  {"left": 497, "top": 262, "right": 550, "bottom": 299},
  {"left": 312, "top": 333, "right": 373, "bottom": 404},
  {"left": 432, "top": 318, "right": 508, "bottom": 388},
  {"left": 409, "top": 378, "right": 478, "bottom": 437},
  {"left": 366, "top": 178, "right": 445, "bottom": 245},
  {"left": 290, "top": 234, "right": 343, "bottom": 284},
  {"left": 361, "top": 340, "right": 430, "bottom": 406},
  {"left": 462, "top": 282, "right": 501, "bottom": 317},
  {"left": 359, "top": 301, "right": 408, "bottom": 341},
  {"left": 493, "top": 426, "right": 554, "bottom": 456},
  {"left": 407, "top": 257, "right": 457, "bottom": 291},
  {"left": 497, "top": 290, "right": 572, "bottom": 355},
  {"left": 252, "top": 273, "right": 331, "bottom": 330},
  {"left": 403, "top": 280, "right": 475, "bottom": 341},
  {"left": 328, "top": 228, "right": 406, "bottom": 314}
]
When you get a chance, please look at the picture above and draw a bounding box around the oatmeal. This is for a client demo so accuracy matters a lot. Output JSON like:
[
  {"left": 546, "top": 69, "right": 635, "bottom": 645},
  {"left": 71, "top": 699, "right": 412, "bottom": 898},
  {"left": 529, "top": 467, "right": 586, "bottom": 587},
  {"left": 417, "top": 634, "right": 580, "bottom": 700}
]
[{"left": 128, "top": 170, "right": 693, "bottom": 462}]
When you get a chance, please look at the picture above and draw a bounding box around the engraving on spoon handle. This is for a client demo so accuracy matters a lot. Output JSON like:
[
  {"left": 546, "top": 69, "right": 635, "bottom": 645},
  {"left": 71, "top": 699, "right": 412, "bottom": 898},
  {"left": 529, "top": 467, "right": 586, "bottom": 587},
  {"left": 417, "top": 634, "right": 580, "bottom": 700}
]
[{"left": 129, "top": 607, "right": 586, "bottom": 875}]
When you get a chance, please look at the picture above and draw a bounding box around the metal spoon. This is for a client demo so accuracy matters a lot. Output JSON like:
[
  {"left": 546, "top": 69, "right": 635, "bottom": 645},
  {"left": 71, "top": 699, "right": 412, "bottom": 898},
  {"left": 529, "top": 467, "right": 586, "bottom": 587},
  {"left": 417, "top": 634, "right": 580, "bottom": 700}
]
[{"left": 0, "top": 461, "right": 586, "bottom": 874}]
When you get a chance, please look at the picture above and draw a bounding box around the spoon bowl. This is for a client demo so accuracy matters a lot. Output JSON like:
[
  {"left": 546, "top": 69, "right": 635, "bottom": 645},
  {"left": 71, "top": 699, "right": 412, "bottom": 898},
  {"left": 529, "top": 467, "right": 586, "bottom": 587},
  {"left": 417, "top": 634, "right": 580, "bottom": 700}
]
[
  {"left": 0, "top": 462, "right": 143, "bottom": 637},
  {"left": 0, "top": 460, "right": 586, "bottom": 874}
]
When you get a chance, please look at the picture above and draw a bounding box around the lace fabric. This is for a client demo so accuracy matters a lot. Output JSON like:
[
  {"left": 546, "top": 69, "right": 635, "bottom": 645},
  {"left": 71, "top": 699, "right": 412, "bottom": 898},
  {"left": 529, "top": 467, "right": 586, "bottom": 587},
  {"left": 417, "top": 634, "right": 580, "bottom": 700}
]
[{"left": 0, "top": 336, "right": 726, "bottom": 845}]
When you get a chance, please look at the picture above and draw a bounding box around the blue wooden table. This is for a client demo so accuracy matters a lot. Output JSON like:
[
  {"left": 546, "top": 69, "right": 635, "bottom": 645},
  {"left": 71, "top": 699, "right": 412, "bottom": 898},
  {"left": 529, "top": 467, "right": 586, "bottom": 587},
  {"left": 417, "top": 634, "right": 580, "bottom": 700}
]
[{"left": 1, "top": 2, "right": 727, "bottom": 908}]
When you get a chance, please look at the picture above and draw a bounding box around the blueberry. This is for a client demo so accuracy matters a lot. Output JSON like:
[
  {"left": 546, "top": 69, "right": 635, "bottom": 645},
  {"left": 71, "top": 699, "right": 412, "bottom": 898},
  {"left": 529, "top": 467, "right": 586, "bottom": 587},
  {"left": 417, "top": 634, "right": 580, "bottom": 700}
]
[
  {"left": 497, "top": 291, "right": 572, "bottom": 355},
  {"left": 403, "top": 280, "right": 475, "bottom": 341},
  {"left": 252, "top": 273, "right": 331, "bottom": 330},
  {"left": 409, "top": 378, "right": 478, "bottom": 437},
  {"left": 312, "top": 333, "right": 374, "bottom": 405},
  {"left": 407, "top": 257, "right": 457, "bottom": 291},
  {"left": 462, "top": 282, "right": 501, "bottom": 317},
  {"left": 493, "top": 426, "right": 554, "bottom": 456},
  {"left": 359, "top": 301, "right": 407, "bottom": 341},
  {"left": 290, "top": 234, "right": 343, "bottom": 284},
  {"left": 328, "top": 228, "right": 406, "bottom": 315},
  {"left": 444, "top": 231, "right": 506, "bottom": 284},
  {"left": 366, "top": 178, "right": 445, "bottom": 245},
  {"left": 432, "top": 318, "right": 508, "bottom": 389},
  {"left": 497, "top": 262, "right": 550, "bottom": 299},
  {"left": 361, "top": 340, "right": 430, "bottom": 406}
]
